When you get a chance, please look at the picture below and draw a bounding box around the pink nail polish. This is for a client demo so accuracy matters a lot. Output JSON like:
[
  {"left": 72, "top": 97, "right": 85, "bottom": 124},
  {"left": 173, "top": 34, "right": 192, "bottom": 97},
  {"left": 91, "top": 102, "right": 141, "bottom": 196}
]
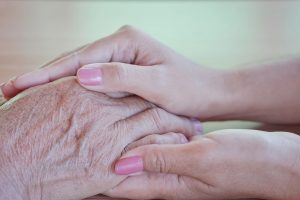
[
  {"left": 115, "top": 156, "right": 143, "bottom": 175},
  {"left": 193, "top": 121, "right": 203, "bottom": 135},
  {"left": 77, "top": 68, "right": 102, "bottom": 86},
  {"left": 180, "top": 137, "right": 189, "bottom": 144}
]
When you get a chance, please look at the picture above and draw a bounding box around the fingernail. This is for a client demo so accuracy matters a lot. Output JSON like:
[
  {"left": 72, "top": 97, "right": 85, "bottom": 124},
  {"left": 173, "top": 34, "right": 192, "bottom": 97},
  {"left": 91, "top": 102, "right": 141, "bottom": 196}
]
[
  {"left": 77, "top": 67, "right": 102, "bottom": 86},
  {"left": 0, "top": 80, "right": 18, "bottom": 99},
  {"left": 193, "top": 120, "right": 203, "bottom": 135},
  {"left": 180, "top": 136, "right": 189, "bottom": 144},
  {"left": 115, "top": 156, "right": 143, "bottom": 175}
]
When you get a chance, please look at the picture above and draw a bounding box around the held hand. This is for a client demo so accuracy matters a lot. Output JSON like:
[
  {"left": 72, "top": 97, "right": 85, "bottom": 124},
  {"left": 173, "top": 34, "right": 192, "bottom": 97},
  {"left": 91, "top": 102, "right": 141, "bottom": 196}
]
[
  {"left": 1, "top": 25, "right": 228, "bottom": 119},
  {"left": 0, "top": 77, "right": 200, "bottom": 200},
  {"left": 107, "top": 130, "right": 300, "bottom": 200}
]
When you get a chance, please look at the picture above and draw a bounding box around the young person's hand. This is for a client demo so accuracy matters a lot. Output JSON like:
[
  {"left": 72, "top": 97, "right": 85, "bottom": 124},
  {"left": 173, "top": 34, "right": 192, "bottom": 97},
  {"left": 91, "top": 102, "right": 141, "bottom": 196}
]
[
  {"left": 1, "top": 25, "right": 227, "bottom": 119},
  {"left": 106, "top": 129, "right": 300, "bottom": 200}
]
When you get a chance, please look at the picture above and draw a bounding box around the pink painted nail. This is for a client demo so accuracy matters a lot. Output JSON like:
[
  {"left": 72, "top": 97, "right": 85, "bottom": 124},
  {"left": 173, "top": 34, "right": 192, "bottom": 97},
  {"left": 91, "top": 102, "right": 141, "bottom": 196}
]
[
  {"left": 115, "top": 156, "right": 144, "bottom": 175},
  {"left": 77, "top": 67, "right": 102, "bottom": 86},
  {"left": 193, "top": 120, "right": 203, "bottom": 135}
]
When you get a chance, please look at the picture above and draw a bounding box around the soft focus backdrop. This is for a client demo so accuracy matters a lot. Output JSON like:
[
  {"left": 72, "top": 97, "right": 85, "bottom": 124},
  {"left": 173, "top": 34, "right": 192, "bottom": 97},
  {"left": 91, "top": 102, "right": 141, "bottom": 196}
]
[{"left": 1, "top": 0, "right": 300, "bottom": 132}]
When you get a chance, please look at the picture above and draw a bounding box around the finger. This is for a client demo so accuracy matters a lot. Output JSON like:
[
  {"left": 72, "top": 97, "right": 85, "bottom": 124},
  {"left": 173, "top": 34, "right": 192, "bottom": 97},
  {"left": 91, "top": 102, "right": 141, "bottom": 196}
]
[
  {"left": 40, "top": 44, "right": 89, "bottom": 69},
  {"left": 1, "top": 52, "right": 82, "bottom": 99},
  {"left": 124, "top": 132, "right": 188, "bottom": 153},
  {"left": 115, "top": 107, "right": 202, "bottom": 145},
  {"left": 105, "top": 173, "right": 193, "bottom": 200},
  {"left": 2, "top": 31, "right": 120, "bottom": 98},
  {"left": 105, "top": 95, "right": 155, "bottom": 120},
  {"left": 0, "top": 78, "right": 22, "bottom": 99},
  {"left": 77, "top": 63, "right": 164, "bottom": 104},
  {"left": 114, "top": 143, "right": 196, "bottom": 177}
]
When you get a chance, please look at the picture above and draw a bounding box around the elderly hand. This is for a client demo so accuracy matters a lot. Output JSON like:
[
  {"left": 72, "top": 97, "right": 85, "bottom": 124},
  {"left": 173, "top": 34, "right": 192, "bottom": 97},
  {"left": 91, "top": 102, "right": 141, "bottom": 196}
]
[
  {"left": 0, "top": 77, "right": 199, "bottom": 200},
  {"left": 106, "top": 130, "right": 300, "bottom": 200},
  {"left": 1, "top": 25, "right": 226, "bottom": 119}
]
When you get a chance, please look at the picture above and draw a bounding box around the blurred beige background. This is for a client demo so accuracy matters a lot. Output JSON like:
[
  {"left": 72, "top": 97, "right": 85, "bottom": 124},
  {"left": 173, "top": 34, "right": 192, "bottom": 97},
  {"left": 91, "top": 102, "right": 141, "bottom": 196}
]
[{"left": 1, "top": 0, "right": 300, "bottom": 132}]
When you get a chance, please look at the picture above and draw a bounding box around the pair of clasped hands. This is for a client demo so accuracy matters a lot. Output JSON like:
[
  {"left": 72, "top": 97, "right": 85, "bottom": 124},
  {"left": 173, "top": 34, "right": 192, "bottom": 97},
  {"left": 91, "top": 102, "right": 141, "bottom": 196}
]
[{"left": 2, "top": 26, "right": 300, "bottom": 200}]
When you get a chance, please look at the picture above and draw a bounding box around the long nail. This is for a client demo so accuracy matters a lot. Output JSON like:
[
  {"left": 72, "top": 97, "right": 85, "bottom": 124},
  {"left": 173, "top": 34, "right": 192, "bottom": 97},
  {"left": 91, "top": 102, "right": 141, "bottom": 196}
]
[
  {"left": 77, "top": 67, "right": 102, "bottom": 86},
  {"left": 115, "top": 156, "right": 143, "bottom": 175}
]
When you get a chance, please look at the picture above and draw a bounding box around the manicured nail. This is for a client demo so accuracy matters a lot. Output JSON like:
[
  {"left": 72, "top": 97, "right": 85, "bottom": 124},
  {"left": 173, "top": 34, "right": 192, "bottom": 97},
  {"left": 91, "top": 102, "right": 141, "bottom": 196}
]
[
  {"left": 77, "top": 67, "right": 102, "bottom": 86},
  {"left": 115, "top": 156, "right": 143, "bottom": 175},
  {"left": 193, "top": 120, "right": 203, "bottom": 135}
]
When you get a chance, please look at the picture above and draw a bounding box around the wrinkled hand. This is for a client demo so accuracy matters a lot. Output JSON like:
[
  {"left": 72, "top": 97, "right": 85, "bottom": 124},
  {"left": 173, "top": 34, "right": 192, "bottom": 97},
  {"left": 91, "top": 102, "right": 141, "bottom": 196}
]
[
  {"left": 0, "top": 77, "right": 199, "bottom": 200},
  {"left": 1, "top": 25, "right": 227, "bottom": 119},
  {"left": 107, "top": 130, "right": 300, "bottom": 200}
]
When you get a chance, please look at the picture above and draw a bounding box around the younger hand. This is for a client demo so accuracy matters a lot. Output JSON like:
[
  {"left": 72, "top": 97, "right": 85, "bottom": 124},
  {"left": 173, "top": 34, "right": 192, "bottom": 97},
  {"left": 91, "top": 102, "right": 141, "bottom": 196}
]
[
  {"left": 107, "top": 130, "right": 300, "bottom": 200},
  {"left": 1, "top": 25, "right": 228, "bottom": 119}
]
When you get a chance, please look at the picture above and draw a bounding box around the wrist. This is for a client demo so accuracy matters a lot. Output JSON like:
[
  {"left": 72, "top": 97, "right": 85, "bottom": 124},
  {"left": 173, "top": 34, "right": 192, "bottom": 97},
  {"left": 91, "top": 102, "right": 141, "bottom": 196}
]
[
  {"left": 272, "top": 132, "right": 300, "bottom": 200},
  {"left": 257, "top": 132, "right": 300, "bottom": 200},
  {"left": 197, "top": 68, "right": 247, "bottom": 121}
]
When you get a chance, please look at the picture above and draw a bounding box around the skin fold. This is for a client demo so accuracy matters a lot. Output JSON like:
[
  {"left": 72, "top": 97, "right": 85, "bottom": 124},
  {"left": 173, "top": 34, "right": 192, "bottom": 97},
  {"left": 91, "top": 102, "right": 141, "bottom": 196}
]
[
  {"left": 109, "top": 130, "right": 300, "bottom": 200},
  {"left": 0, "top": 77, "right": 197, "bottom": 200},
  {"left": 1, "top": 25, "right": 300, "bottom": 199},
  {"left": 2, "top": 26, "right": 300, "bottom": 124}
]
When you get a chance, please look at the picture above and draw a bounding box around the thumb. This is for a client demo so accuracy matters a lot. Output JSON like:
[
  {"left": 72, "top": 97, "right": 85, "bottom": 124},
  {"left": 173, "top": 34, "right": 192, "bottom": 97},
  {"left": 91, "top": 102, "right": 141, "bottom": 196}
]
[
  {"left": 77, "top": 62, "right": 161, "bottom": 99},
  {"left": 114, "top": 144, "right": 191, "bottom": 176}
]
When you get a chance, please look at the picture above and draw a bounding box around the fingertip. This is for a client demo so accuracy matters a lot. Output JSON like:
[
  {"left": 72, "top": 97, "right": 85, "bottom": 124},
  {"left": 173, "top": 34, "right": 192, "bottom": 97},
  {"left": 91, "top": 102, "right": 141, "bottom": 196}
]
[
  {"left": 13, "top": 69, "right": 51, "bottom": 90},
  {"left": 115, "top": 156, "right": 144, "bottom": 176},
  {"left": 0, "top": 79, "right": 22, "bottom": 99}
]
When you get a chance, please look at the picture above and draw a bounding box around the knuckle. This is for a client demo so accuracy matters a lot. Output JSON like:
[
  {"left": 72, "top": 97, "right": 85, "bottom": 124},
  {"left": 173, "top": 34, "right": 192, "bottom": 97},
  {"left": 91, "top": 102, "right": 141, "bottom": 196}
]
[
  {"left": 119, "top": 24, "right": 135, "bottom": 31},
  {"left": 118, "top": 25, "right": 139, "bottom": 37},
  {"left": 146, "top": 146, "right": 168, "bottom": 173},
  {"left": 149, "top": 108, "right": 169, "bottom": 132},
  {"left": 105, "top": 63, "right": 127, "bottom": 84},
  {"left": 166, "top": 132, "right": 184, "bottom": 143},
  {"left": 149, "top": 135, "right": 162, "bottom": 144}
]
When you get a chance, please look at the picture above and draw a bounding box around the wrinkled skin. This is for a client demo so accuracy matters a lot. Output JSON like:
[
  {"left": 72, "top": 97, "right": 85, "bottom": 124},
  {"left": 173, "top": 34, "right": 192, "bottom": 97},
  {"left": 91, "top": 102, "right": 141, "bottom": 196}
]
[{"left": 0, "top": 77, "right": 195, "bottom": 200}]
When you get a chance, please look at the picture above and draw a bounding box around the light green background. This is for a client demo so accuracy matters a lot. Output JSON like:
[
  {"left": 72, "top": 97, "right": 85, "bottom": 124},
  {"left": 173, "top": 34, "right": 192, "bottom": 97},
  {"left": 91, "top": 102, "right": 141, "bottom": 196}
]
[{"left": 2, "top": 0, "right": 300, "bottom": 132}]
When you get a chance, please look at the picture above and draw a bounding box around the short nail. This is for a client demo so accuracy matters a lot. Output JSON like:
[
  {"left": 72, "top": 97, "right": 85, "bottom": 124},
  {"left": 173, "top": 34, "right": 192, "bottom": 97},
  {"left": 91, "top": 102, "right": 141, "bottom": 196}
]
[
  {"left": 77, "top": 67, "right": 102, "bottom": 86},
  {"left": 115, "top": 156, "right": 143, "bottom": 175},
  {"left": 180, "top": 137, "right": 189, "bottom": 144},
  {"left": 193, "top": 120, "right": 203, "bottom": 135},
  {"left": 0, "top": 81, "right": 17, "bottom": 99}
]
